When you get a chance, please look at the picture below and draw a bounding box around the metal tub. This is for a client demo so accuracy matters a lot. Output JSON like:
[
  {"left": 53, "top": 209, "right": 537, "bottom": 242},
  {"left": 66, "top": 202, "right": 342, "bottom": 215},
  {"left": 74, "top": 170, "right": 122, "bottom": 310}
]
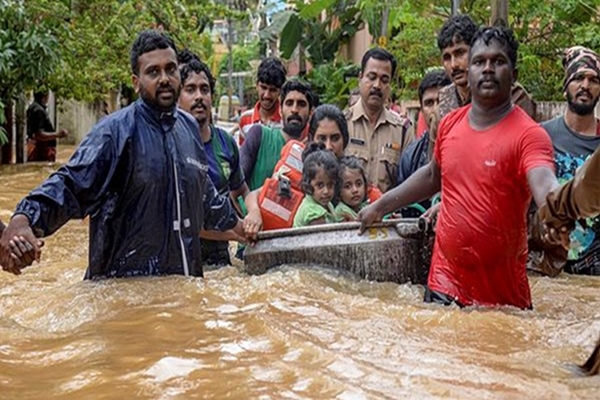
[{"left": 243, "top": 219, "right": 432, "bottom": 285}]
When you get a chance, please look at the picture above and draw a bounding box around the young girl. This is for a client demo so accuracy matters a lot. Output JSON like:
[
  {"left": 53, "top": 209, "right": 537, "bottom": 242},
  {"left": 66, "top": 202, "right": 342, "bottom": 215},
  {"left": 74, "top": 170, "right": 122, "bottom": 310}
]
[
  {"left": 293, "top": 143, "right": 340, "bottom": 227},
  {"left": 335, "top": 156, "right": 368, "bottom": 221}
]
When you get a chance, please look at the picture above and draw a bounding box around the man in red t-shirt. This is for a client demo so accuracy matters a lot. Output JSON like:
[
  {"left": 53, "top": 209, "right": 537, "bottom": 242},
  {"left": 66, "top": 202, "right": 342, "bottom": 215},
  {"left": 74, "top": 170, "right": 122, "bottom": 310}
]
[
  {"left": 358, "top": 26, "right": 558, "bottom": 309},
  {"left": 238, "top": 57, "right": 286, "bottom": 145}
]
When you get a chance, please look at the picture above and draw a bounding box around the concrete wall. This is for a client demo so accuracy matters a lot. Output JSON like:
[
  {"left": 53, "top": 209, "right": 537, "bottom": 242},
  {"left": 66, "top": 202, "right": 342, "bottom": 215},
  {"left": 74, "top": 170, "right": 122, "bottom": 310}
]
[
  {"left": 52, "top": 99, "right": 598, "bottom": 146},
  {"left": 57, "top": 100, "right": 106, "bottom": 144}
]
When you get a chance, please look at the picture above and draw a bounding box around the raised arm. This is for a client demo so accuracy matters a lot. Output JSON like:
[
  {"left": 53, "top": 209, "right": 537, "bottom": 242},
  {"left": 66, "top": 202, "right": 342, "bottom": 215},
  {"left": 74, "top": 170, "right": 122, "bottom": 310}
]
[
  {"left": 358, "top": 158, "right": 441, "bottom": 231},
  {"left": 0, "top": 122, "right": 126, "bottom": 274},
  {"left": 539, "top": 146, "right": 600, "bottom": 226},
  {"left": 527, "top": 166, "right": 559, "bottom": 208}
]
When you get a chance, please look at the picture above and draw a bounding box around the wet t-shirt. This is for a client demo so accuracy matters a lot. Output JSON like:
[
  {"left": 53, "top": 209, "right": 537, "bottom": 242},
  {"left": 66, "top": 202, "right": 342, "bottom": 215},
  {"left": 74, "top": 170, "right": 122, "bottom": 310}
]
[
  {"left": 293, "top": 195, "right": 338, "bottom": 228},
  {"left": 204, "top": 125, "right": 245, "bottom": 196},
  {"left": 431, "top": 105, "right": 554, "bottom": 309}
]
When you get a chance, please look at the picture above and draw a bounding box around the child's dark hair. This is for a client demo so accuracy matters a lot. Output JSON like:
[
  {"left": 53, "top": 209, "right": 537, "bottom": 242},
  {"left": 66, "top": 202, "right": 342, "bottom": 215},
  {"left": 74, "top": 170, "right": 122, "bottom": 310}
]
[
  {"left": 338, "top": 156, "right": 368, "bottom": 203},
  {"left": 300, "top": 142, "right": 340, "bottom": 196}
]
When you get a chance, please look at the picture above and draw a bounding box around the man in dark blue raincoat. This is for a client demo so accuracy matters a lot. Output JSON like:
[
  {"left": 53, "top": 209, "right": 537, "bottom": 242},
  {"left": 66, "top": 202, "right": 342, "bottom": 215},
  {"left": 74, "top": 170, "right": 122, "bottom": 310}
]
[{"left": 0, "top": 30, "right": 242, "bottom": 279}]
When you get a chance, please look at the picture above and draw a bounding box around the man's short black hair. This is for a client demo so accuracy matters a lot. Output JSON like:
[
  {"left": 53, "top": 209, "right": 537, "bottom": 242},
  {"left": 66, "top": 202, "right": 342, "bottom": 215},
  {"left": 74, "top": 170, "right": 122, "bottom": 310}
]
[
  {"left": 130, "top": 30, "right": 178, "bottom": 75},
  {"left": 470, "top": 26, "right": 519, "bottom": 69},
  {"left": 257, "top": 57, "right": 287, "bottom": 88},
  {"left": 180, "top": 59, "right": 216, "bottom": 96},
  {"left": 280, "top": 79, "right": 315, "bottom": 110},
  {"left": 418, "top": 70, "right": 451, "bottom": 105},
  {"left": 437, "top": 14, "right": 479, "bottom": 51},
  {"left": 33, "top": 91, "right": 49, "bottom": 103},
  {"left": 361, "top": 47, "right": 397, "bottom": 78},
  {"left": 177, "top": 48, "right": 200, "bottom": 66}
]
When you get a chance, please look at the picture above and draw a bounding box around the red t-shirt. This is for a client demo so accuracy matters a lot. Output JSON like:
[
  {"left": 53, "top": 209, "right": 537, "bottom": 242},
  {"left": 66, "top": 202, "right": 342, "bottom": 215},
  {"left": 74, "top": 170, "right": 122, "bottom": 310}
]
[
  {"left": 416, "top": 111, "right": 427, "bottom": 139},
  {"left": 238, "top": 102, "right": 282, "bottom": 146},
  {"left": 431, "top": 105, "right": 554, "bottom": 309}
]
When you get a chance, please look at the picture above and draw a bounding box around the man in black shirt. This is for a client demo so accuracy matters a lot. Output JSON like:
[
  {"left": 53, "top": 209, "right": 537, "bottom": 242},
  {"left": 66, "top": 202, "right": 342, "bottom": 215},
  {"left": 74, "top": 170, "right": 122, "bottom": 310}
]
[
  {"left": 26, "top": 91, "right": 68, "bottom": 162},
  {"left": 396, "top": 70, "right": 450, "bottom": 216}
]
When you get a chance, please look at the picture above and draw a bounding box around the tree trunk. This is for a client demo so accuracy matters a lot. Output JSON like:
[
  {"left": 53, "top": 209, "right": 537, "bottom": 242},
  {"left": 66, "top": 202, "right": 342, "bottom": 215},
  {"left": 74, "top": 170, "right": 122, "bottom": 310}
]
[
  {"left": 227, "top": 16, "right": 234, "bottom": 120},
  {"left": 1, "top": 100, "right": 14, "bottom": 165},
  {"left": 490, "top": 0, "right": 509, "bottom": 27},
  {"left": 451, "top": 0, "right": 461, "bottom": 16},
  {"left": 15, "top": 95, "right": 26, "bottom": 164}
]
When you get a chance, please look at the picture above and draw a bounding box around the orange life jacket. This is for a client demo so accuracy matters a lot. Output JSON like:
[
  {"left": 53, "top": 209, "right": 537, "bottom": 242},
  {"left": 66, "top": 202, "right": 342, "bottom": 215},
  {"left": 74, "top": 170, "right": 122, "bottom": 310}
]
[
  {"left": 367, "top": 185, "right": 382, "bottom": 203},
  {"left": 258, "top": 177, "right": 304, "bottom": 230},
  {"left": 258, "top": 140, "right": 306, "bottom": 230},
  {"left": 272, "top": 140, "right": 304, "bottom": 190}
]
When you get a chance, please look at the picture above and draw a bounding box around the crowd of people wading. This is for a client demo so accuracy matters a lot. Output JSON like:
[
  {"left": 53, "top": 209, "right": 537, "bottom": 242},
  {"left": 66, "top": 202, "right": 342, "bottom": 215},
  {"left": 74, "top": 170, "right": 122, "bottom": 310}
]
[{"left": 0, "top": 15, "right": 598, "bottom": 376}]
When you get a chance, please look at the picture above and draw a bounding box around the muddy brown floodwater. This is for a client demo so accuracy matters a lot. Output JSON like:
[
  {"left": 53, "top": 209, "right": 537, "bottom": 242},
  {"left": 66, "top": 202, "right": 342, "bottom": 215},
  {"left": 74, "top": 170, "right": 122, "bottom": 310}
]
[{"left": 0, "top": 147, "right": 599, "bottom": 399}]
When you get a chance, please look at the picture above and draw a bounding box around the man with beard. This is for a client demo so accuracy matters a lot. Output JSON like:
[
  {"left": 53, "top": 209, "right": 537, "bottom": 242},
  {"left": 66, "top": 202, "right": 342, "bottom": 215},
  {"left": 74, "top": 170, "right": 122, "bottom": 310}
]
[
  {"left": 0, "top": 30, "right": 243, "bottom": 278},
  {"left": 177, "top": 56, "right": 251, "bottom": 267},
  {"left": 435, "top": 15, "right": 536, "bottom": 122},
  {"left": 240, "top": 79, "right": 314, "bottom": 192},
  {"left": 539, "top": 46, "right": 600, "bottom": 275},
  {"left": 345, "top": 48, "right": 413, "bottom": 193},
  {"left": 238, "top": 57, "right": 287, "bottom": 145},
  {"left": 359, "top": 26, "right": 558, "bottom": 309}
]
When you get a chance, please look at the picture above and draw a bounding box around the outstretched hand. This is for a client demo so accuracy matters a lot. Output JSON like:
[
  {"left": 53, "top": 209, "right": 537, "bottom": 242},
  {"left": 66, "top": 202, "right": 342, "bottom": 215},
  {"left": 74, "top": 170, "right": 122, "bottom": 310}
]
[
  {"left": 357, "top": 204, "right": 383, "bottom": 234},
  {"left": 422, "top": 202, "right": 441, "bottom": 225},
  {"left": 0, "top": 215, "right": 41, "bottom": 275},
  {"left": 242, "top": 210, "right": 262, "bottom": 243},
  {"left": 543, "top": 224, "right": 571, "bottom": 251},
  {"left": 9, "top": 236, "right": 45, "bottom": 268}
]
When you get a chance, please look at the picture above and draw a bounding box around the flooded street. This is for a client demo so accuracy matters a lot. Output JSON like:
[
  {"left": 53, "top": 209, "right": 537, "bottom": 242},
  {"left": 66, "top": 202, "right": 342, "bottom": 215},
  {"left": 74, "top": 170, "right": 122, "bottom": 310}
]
[{"left": 1, "top": 147, "right": 599, "bottom": 399}]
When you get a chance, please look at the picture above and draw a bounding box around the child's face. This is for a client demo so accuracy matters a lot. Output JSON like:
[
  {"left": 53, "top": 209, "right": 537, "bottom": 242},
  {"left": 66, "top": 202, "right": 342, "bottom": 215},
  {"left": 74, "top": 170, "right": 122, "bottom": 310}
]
[
  {"left": 310, "top": 168, "right": 336, "bottom": 207},
  {"left": 340, "top": 168, "right": 365, "bottom": 210}
]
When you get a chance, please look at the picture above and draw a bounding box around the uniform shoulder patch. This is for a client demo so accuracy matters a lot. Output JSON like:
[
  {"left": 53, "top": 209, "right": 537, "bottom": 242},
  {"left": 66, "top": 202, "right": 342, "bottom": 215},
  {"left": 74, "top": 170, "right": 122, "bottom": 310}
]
[{"left": 344, "top": 108, "right": 353, "bottom": 120}]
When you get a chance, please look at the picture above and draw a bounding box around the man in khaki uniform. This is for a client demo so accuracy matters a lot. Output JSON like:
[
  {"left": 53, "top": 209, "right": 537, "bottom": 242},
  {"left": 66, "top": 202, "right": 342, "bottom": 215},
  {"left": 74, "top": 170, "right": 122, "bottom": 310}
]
[{"left": 345, "top": 48, "right": 413, "bottom": 193}]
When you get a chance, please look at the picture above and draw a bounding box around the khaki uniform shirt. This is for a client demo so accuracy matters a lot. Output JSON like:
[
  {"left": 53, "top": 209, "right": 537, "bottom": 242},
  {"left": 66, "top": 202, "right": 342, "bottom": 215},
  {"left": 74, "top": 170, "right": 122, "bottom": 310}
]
[{"left": 345, "top": 98, "right": 413, "bottom": 193}]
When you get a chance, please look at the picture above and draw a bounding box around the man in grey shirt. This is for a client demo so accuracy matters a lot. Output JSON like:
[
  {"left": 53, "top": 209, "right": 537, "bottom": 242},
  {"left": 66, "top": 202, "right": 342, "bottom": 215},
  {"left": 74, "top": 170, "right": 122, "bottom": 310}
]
[{"left": 541, "top": 45, "right": 600, "bottom": 275}]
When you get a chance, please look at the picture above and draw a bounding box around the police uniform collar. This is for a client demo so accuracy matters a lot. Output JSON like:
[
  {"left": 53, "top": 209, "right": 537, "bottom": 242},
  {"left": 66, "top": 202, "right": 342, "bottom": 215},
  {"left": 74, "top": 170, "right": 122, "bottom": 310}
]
[{"left": 350, "top": 97, "right": 401, "bottom": 126}]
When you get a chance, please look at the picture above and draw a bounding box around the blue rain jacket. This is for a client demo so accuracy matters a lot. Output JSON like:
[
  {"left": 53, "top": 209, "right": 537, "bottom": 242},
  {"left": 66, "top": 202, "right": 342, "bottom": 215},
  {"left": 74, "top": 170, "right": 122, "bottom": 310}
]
[{"left": 15, "top": 99, "right": 238, "bottom": 279}]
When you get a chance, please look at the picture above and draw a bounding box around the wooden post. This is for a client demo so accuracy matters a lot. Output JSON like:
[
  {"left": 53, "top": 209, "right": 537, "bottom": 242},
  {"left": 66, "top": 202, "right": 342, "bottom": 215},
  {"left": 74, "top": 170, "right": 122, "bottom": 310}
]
[
  {"left": 1, "top": 100, "right": 13, "bottom": 164},
  {"left": 451, "top": 0, "right": 460, "bottom": 16},
  {"left": 15, "top": 94, "right": 26, "bottom": 164},
  {"left": 490, "top": 0, "right": 509, "bottom": 27},
  {"left": 227, "top": 15, "right": 234, "bottom": 120}
]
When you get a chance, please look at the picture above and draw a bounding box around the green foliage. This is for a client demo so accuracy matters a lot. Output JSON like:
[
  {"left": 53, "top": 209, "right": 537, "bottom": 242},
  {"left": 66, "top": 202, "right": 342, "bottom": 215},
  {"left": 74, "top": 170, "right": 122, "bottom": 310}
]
[
  {"left": 383, "top": 0, "right": 600, "bottom": 101},
  {"left": 216, "top": 40, "right": 260, "bottom": 104},
  {"left": 19, "top": 0, "right": 241, "bottom": 102},
  {"left": 217, "top": 41, "right": 259, "bottom": 75},
  {"left": 306, "top": 63, "right": 359, "bottom": 108},
  {"left": 263, "top": 0, "right": 363, "bottom": 65},
  {"left": 0, "top": 0, "right": 60, "bottom": 99}
]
